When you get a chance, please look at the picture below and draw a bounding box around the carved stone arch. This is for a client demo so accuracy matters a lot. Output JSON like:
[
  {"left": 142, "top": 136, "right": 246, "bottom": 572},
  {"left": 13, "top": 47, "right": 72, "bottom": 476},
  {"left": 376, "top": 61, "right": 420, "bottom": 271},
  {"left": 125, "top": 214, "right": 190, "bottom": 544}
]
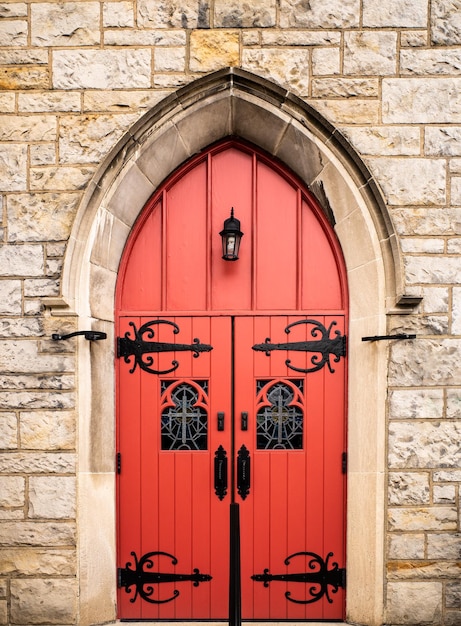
[{"left": 54, "top": 68, "right": 405, "bottom": 625}]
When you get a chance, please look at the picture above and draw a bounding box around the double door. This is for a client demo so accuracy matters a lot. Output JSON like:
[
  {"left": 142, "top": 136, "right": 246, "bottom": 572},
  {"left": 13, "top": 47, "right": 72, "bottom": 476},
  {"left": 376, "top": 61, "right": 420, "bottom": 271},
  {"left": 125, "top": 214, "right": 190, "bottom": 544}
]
[{"left": 117, "top": 314, "right": 346, "bottom": 620}]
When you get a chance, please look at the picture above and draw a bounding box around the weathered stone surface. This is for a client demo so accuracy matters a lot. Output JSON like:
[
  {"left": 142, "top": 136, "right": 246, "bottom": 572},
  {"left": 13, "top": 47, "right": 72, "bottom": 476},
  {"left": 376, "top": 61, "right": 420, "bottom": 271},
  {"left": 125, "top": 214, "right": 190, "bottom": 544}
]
[
  {"left": 154, "top": 47, "right": 186, "bottom": 72},
  {"left": 383, "top": 78, "right": 461, "bottom": 123},
  {"left": 447, "top": 389, "right": 461, "bottom": 417},
  {"left": 400, "top": 237, "right": 444, "bottom": 253},
  {"left": 279, "top": 0, "right": 359, "bottom": 28},
  {"left": 405, "top": 256, "right": 461, "bottom": 285},
  {"left": 18, "top": 92, "right": 80, "bottom": 113},
  {"left": 433, "top": 484, "right": 456, "bottom": 504},
  {"left": 450, "top": 177, "right": 461, "bottom": 205},
  {"left": 59, "top": 114, "right": 138, "bottom": 164},
  {"left": 0, "top": 390, "right": 74, "bottom": 410},
  {"left": 0, "top": 375, "right": 73, "bottom": 390},
  {"left": 341, "top": 126, "right": 419, "bottom": 155},
  {"left": 30, "top": 165, "right": 95, "bottom": 191},
  {"left": 312, "top": 78, "right": 378, "bottom": 98},
  {"left": 261, "top": 31, "right": 340, "bottom": 46},
  {"left": 0, "top": 245, "right": 44, "bottom": 277},
  {"left": 389, "top": 506, "right": 458, "bottom": 531},
  {"left": 367, "top": 157, "right": 446, "bottom": 205},
  {"left": 0, "top": 477, "right": 24, "bottom": 508},
  {"left": 391, "top": 208, "right": 461, "bottom": 236},
  {"left": 431, "top": 0, "right": 461, "bottom": 45},
  {"left": 215, "top": 0, "right": 276, "bottom": 27},
  {"left": 0, "top": 3, "right": 27, "bottom": 17},
  {"left": 0, "top": 280, "right": 21, "bottom": 315},
  {"left": 11, "top": 578, "right": 77, "bottom": 624},
  {"left": 104, "top": 28, "right": 186, "bottom": 46},
  {"left": 0, "top": 50, "right": 48, "bottom": 65},
  {"left": 190, "top": 30, "right": 239, "bottom": 73},
  {"left": 389, "top": 421, "right": 461, "bottom": 468},
  {"left": 434, "top": 470, "right": 461, "bottom": 482},
  {"left": 311, "top": 48, "right": 340, "bottom": 75},
  {"left": 0, "top": 521, "right": 76, "bottom": 546},
  {"left": 0, "top": 414, "right": 17, "bottom": 449},
  {"left": 0, "top": 452, "right": 75, "bottom": 474},
  {"left": 402, "top": 49, "right": 461, "bottom": 75},
  {"left": 388, "top": 472, "right": 430, "bottom": 505},
  {"left": 388, "top": 533, "right": 425, "bottom": 559},
  {"left": 0, "top": 548, "right": 76, "bottom": 576},
  {"left": 452, "top": 287, "right": 461, "bottom": 335},
  {"left": 363, "top": 0, "right": 427, "bottom": 27},
  {"left": 388, "top": 560, "right": 461, "bottom": 579},
  {"left": 83, "top": 89, "right": 170, "bottom": 112},
  {"left": 387, "top": 581, "right": 443, "bottom": 624},
  {"left": 426, "top": 126, "right": 461, "bottom": 156},
  {"left": 0, "top": 19, "right": 27, "bottom": 46},
  {"left": 389, "top": 388, "right": 443, "bottom": 419},
  {"left": 401, "top": 30, "right": 428, "bottom": 47},
  {"left": 23, "top": 277, "right": 60, "bottom": 297},
  {"left": 7, "top": 193, "right": 79, "bottom": 242},
  {"left": 0, "top": 145, "right": 27, "bottom": 191},
  {"left": 103, "top": 1, "right": 134, "bottom": 27},
  {"left": 422, "top": 287, "right": 449, "bottom": 313},
  {"left": 242, "top": 48, "right": 310, "bottom": 96},
  {"left": 30, "top": 143, "right": 56, "bottom": 166},
  {"left": 0, "top": 93, "right": 14, "bottom": 113},
  {"left": 446, "top": 581, "right": 461, "bottom": 607},
  {"left": 53, "top": 50, "right": 151, "bottom": 89},
  {"left": 388, "top": 314, "right": 448, "bottom": 336},
  {"left": 344, "top": 31, "right": 397, "bottom": 75},
  {"left": 137, "top": 0, "right": 209, "bottom": 28},
  {"left": 29, "top": 476, "right": 76, "bottom": 519},
  {"left": 31, "top": 2, "right": 100, "bottom": 46},
  {"left": 0, "top": 317, "right": 44, "bottom": 338},
  {"left": 428, "top": 534, "right": 461, "bottom": 559},
  {"left": 20, "top": 411, "right": 75, "bottom": 450}
]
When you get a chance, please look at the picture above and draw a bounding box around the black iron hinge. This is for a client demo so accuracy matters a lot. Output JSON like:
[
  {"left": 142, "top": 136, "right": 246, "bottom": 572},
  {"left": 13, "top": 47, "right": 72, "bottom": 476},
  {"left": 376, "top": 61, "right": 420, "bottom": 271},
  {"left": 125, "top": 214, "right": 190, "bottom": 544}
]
[
  {"left": 342, "top": 452, "right": 347, "bottom": 474},
  {"left": 117, "top": 452, "right": 121, "bottom": 474}
]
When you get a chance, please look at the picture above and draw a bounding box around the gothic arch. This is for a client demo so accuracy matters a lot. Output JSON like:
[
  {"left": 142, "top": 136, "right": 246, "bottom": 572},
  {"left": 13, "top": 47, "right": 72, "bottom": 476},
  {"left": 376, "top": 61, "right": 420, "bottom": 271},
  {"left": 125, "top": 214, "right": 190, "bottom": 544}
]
[{"left": 53, "top": 68, "right": 411, "bottom": 625}]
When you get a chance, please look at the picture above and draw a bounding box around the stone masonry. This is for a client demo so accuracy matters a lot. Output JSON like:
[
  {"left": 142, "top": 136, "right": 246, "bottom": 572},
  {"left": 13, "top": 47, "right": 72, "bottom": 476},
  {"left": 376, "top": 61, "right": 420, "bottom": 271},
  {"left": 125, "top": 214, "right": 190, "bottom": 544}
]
[{"left": 1, "top": 0, "right": 461, "bottom": 625}]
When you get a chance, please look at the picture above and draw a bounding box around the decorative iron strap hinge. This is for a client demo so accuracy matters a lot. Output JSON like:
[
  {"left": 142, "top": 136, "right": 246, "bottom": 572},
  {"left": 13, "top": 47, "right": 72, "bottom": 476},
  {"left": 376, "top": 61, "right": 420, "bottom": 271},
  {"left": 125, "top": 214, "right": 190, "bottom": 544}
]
[
  {"left": 117, "top": 319, "right": 213, "bottom": 375},
  {"left": 252, "top": 319, "right": 346, "bottom": 374},
  {"left": 118, "top": 550, "right": 212, "bottom": 604},
  {"left": 252, "top": 551, "right": 346, "bottom": 605}
]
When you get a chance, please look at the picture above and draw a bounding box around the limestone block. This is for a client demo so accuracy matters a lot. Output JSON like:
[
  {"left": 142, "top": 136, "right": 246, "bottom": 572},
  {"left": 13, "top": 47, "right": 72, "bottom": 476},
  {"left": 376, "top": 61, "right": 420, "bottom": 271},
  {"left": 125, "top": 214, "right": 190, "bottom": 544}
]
[
  {"left": 261, "top": 31, "right": 340, "bottom": 45},
  {"left": 363, "top": 0, "right": 427, "bottom": 27},
  {"left": 103, "top": 1, "right": 134, "bottom": 27},
  {"left": 428, "top": 531, "right": 461, "bottom": 559},
  {"left": 448, "top": 238, "right": 461, "bottom": 253},
  {"left": 0, "top": 317, "right": 44, "bottom": 338},
  {"left": 311, "top": 100, "right": 379, "bottom": 124},
  {"left": 242, "top": 48, "right": 310, "bottom": 97},
  {"left": 447, "top": 389, "right": 461, "bottom": 417},
  {"left": 53, "top": 50, "right": 151, "bottom": 89},
  {"left": 405, "top": 256, "right": 461, "bottom": 285},
  {"left": 7, "top": 193, "right": 79, "bottom": 242},
  {"left": 190, "top": 30, "right": 239, "bottom": 73},
  {"left": 31, "top": 2, "right": 100, "bottom": 46},
  {"left": 0, "top": 20, "right": 27, "bottom": 46},
  {"left": 104, "top": 28, "right": 186, "bottom": 46},
  {"left": 402, "top": 49, "right": 461, "bottom": 75},
  {"left": 83, "top": 89, "right": 171, "bottom": 112},
  {"left": 311, "top": 48, "right": 340, "bottom": 75},
  {"left": 401, "top": 30, "right": 428, "bottom": 47},
  {"left": 426, "top": 126, "right": 461, "bottom": 156},
  {"left": 30, "top": 165, "right": 95, "bottom": 191},
  {"left": 137, "top": 0, "right": 209, "bottom": 28},
  {"left": 11, "top": 578, "right": 77, "bottom": 624},
  {"left": 0, "top": 49, "right": 48, "bottom": 65},
  {"left": 18, "top": 92, "right": 80, "bottom": 113},
  {"left": 446, "top": 581, "right": 461, "bottom": 607},
  {"left": 388, "top": 533, "right": 425, "bottom": 559},
  {"left": 0, "top": 115, "right": 56, "bottom": 142},
  {"left": 154, "top": 73, "right": 196, "bottom": 88},
  {"left": 0, "top": 476, "right": 24, "bottom": 507},
  {"left": 451, "top": 177, "right": 461, "bottom": 205},
  {"left": 279, "top": 0, "right": 359, "bottom": 28},
  {"left": 0, "top": 548, "right": 76, "bottom": 576},
  {"left": 0, "top": 245, "right": 43, "bottom": 277},
  {"left": 0, "top": 452, "right": 75, "bottom": 474},
  {"left": 388, "top": 472, "right": 430, "bottom": 505},
  {"left": 391, "top": 208, "right": 461, "bottom": 236},
  {"left": 400, "top": 238, "right": 444, "bottom": 253},
  {"left": 434, "top": 470, "right": 461, "bottom": 482},
  {"left": 0, "top": 144, "right": 27, "bottom": 191},
  {"left": 422, "top": 287, "right": 449, "bottom": 313},
  {"left": 389, "top": 388, "right": 443, "bottom": 419},
  {"left": 344, "top": 31, "right": 397, "bottom": 75},
  {"left": 312, "top": 78, "right": 379, "bottom": 98},
  {"left": 29, "top": 143, "right": 56, "bottom": 166},
  {"left": 0, "top": 280, "right": 21, "bottom": 314},
  {"left": 215, "top": 0, "right": 276, "bottom": 27},
  {"left": 388, "top": 560, "right": 461, "bottom": 579},
  {"left": 59, "top": 114, "right": 138, "bottom": 164},
  {"left": 433, "top": 484, "right": 456, "bottom": 504},
  {"left": 0, "top": 67, "right": 49, "bottom": 91},
  {"left": 446, "top": 610, "right": 461, "bottom": 625},
  {"left": 388, "top": 506, "right": 458, "bottom": 531},
  {"left": 389, "top": 421, "right": 461, "bottom": 468},
  {"left": 383, "top": 78, "right": 461, "bottom": 123},
  {"left": 0, "top": 413, "right": 17, "bottom": 449},
  {"left": 0, "top": 3, "right": 27, "bottom": 17},
  {"left": 431, "top": 0, "right": 461, "bottom": 45},
  {"left": 154, "top": 47, "right": 186, "bottom": 72},
  {"left": 20, "top": 411, "right": 75, "bottom": 450},
  {"left": 0, "top": 374, "right": 73, "bottom": 390},
  {"left": 0, "top": 390, "right": 74, "bottom": 410},
  {"left": 387, "top": 581, "right": 442, "bottom": 624},
  {"left": 0, "top": 93, "right": 14, "bottom": 113},
  {"left": 23, "top": 277, "right": 60, "bottom": 297},
  {"left": 0, "top": 521, "right": 76, "bottom": 546},
  {"left": 341, "top": 126, "right": 420, "bottom": 155},
  {"left": 242, "top": 30, "right": 260, "bottom": 45},
  {"left": 388, "top": 314, "right": 448, "bottom": 336},
  {"left": 29, "top": 476, "right": 76, "bottom": 519}
]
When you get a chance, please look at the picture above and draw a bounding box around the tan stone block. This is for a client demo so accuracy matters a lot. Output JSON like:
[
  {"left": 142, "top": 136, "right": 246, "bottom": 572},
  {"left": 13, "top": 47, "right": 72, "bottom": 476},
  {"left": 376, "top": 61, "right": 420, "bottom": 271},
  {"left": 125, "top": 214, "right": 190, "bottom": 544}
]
[
  {"left": 31, "top": 2, "right": 100, "bottom": 46},
  {"left": 215, "top": 0, "right": 276, "bottom": 27},
  {"left": 29, "top": 476, "right": 76, "bottom": 519},
  {"left": 402, "top": 48, "right": 461, "bottom": 75},
  {"left": 0, "top": 145, "right": 27, "bottom": 192},
  {"left": 20, "top": 411, "right": 75, "bottom": 450},
  {"left": 388, "top": 506, "right": 458, "bottom": 531},
  {"left": 0, "top": 413, "right": 17, "bottom": 449},
  {"left": 0, "top": 280, "right": 22, "bottom": 315},
  {"left": 0, "top": 3, "right": 28, "bottom": 17},
  {"left": 11, "top": 578, "right": 77, "bottom": 624},
  {"left": 363, "top": 0, "right": 427, "bottom": 27},
  {"left": 0, "top": 547, "right": 76, "bottom": 575},
  {"left": 0, "top": 67, "right": 49, "bottom": 90},
  {"left": 0, "top": 476, "right": 24, "bottom": 508},
  {"left": 243, "top": 48, "right": 310, "bottom": 96},
  {"left": 7, "top": 193, "right": 79, "bottom": 242},
  {"left": 104, "top": 28, "right": 186, "bottom": 46},
  {"left": 154, "top": 47, "right": 186, "bottom": 72},
  {"left": 137, "top": 0, "right": 209, "bottom": 28},
  {"left": 18, "top": 92, "right": 81, "bottom": 113},
  {"left": 341, "top": 125, "right": 420, "bottom": 156},
  {"left": 312, "top": 47, "right": 340, "bottom": 75},
  {"left": 388, "top": 533, "right": 425, "bottom": 559},
  {"left": 0, "top": 452, "right": 75, "bottom": 474},
  {"left": 30, "top": 165, "right": 95, "bottom": 191},
  {"left": 83, "top": 90, "right": 170, "bottom": 112},
  {"left": 383, "top": 77, "right": 461, "bottom": 123},
  {"left": 0, "top": 93, "right": 15, "bottom": 113},
  {"left": 311, "top": 99, "right": 379, "bottom": 124},
  {"left": 387, "top": 581, "right": 442, "bottom": 623},
  {"left": 0, "top": 521, "right": 76, "bottom": 546},
  {"left": 0, "top": 19, "right": 27, "bottom": 46},
  {"left": 103, "top": 1, "right": 134, "bottom": 27},
  {"left": 280, "top": 0, "right": 359, "bottom": 28},
  {"left": 401, "top": 30, "right": 428, "bottom": 47},
  {"left": 388, "top": 472, "right": 430, "bottom": 505},
  {"left": 190, "top": 30, "right": 239, "bottom": 72},
  {"left": 431, "top": 0, "right": 461, "bottom": 45},
  {"left": 389, "top": 388, "right": 443, "bottom": 419},
  {"left": 389, "top": 421, "right": 461, "bottom": 468},
  {"left": 0, "top": 601, "right": 6, "bottom": 626},
  {"left": 388, "top": 560, "right": 461, "bottom": 579},
  {"left": 344, "top": 31, "right": 397, "bottom": 75},
  {"left": 29, "top": 144, "right": 56, "bottom": 166}
]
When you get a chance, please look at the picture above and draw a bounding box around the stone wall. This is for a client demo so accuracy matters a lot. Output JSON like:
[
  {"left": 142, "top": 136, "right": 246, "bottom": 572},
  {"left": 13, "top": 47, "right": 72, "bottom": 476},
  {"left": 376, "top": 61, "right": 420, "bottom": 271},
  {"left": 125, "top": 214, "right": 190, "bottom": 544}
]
[{"left": 1, "top": 0, "right": 461, "bottom": 625}]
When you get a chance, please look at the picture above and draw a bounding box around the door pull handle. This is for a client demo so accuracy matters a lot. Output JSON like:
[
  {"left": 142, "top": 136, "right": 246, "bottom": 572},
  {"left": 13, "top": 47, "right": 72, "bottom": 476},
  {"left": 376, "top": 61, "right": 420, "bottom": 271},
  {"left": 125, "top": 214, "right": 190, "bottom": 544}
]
[
  {"left": 214, "top": 445, "right": 228, "bottom": 500},
  {"left": 241, "top": 411, "right": 248, "bottom": 431},
  {"left": 237, "top": 444, "right": 250, "bottom": 500},
  {"left": 217, "top": 412, "right": 225, "bottom": 431}
]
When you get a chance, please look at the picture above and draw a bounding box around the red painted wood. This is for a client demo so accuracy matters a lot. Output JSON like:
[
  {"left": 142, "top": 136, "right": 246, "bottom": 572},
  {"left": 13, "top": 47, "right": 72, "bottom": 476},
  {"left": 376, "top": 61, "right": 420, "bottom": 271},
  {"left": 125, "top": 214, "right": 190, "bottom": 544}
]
[{"left": 116, "top": 139, "right": 347, "bottom": 621}]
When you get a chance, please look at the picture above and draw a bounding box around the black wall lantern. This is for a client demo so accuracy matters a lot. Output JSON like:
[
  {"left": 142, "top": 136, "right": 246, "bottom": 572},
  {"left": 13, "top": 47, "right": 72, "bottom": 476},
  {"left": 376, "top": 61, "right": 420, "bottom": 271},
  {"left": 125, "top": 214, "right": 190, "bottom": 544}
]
[{"left": 220, "top": 208, "right": 243, "bottom": 261}]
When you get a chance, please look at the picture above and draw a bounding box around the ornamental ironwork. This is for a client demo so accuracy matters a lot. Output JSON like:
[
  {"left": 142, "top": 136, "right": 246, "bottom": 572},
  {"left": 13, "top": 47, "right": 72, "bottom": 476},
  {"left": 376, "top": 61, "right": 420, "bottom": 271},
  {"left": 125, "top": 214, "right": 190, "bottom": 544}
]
[
  {"left": 256, "top": 379, "right": 304, "bottom": 450},
  {"left": 118, "top": 550, "right": 212, "bottom": 604},
  {"left": 252, "top": 551, "right": 345, "bottom": 605},
  {"left": 160, "top": 380, "right": 208, "bottom": 450},
  {"left": 252, "top": 319, "right": 346, "bottom": 374},
  {"left": 117, "top": 319, "right": 213, "bottom": 375}
]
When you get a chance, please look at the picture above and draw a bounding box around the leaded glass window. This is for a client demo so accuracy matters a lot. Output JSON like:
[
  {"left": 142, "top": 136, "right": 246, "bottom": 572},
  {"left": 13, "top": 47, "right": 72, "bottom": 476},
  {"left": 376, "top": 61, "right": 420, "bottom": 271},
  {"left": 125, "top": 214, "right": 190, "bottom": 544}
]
[
  {"left": 160, "top": 380, "right": 208, "bottom": 450},
  {"left": 256, "top": 379, "right": 304, "bottom": 449}
]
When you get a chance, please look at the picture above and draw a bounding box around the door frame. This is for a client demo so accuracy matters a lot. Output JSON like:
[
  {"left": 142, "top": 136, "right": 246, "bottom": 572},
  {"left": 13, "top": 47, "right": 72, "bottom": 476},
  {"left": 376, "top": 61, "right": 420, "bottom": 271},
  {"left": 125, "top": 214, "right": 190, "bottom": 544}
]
[{"left": 47, "top": 68, "right": 417, "bottom": 626}]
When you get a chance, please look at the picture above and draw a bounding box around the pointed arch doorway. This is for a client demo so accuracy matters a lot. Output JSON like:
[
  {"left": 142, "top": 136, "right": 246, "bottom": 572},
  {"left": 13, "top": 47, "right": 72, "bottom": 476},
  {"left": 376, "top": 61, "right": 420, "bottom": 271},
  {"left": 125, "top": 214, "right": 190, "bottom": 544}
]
[{"left": 116, "top": 139, "right": 348, "bottom": 620}]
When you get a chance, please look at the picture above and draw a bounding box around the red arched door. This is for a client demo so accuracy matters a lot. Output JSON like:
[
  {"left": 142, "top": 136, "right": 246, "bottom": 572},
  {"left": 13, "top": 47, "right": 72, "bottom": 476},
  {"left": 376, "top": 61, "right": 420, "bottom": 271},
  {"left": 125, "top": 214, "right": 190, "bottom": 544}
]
[{"left": 116, "top": 140, "right": 348, "bottom": 621}]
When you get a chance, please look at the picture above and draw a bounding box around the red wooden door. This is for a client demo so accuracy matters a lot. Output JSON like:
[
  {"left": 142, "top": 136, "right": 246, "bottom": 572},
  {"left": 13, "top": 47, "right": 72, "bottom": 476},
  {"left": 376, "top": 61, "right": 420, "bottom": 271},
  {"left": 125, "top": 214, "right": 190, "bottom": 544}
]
[{"left": 116, "top": 140, "right": 347, "bottom": 621}]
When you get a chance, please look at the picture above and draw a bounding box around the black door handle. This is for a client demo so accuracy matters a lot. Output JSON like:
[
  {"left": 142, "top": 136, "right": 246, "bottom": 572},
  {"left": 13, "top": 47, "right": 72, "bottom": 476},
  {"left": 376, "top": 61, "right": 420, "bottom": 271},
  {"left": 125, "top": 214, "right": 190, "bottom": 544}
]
[
  {"left": 214, "top": 445, "right": 228, "bottom": 500},
  {"left": 237, "top": 444, "right": 250, "bottom": 500},
  {"left": 241, "top": 411, "right": 248, "bottom": 431},
  {"left": 217, "top": 412, "right": 225, "bottom": 431}
]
